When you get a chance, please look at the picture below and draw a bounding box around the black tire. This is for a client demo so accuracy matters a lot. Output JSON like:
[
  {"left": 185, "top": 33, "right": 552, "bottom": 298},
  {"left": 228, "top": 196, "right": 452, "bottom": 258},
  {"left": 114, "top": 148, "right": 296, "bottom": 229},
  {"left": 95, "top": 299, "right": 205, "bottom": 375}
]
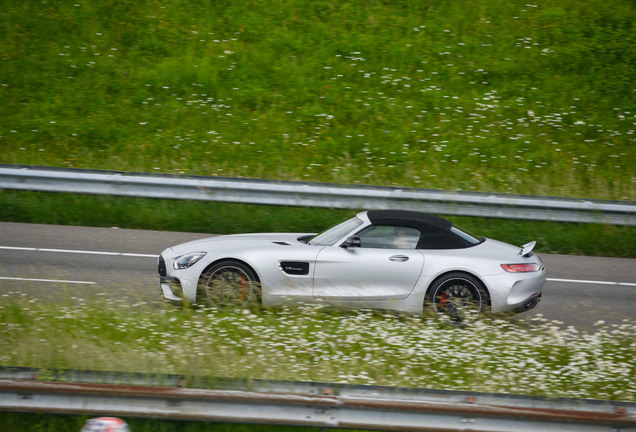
[
  {"left": 199, "top": 260, "right": 261, "bottom": 308},
  {"left": 428, "top": 272, "right": 488, "bottom": 324}
]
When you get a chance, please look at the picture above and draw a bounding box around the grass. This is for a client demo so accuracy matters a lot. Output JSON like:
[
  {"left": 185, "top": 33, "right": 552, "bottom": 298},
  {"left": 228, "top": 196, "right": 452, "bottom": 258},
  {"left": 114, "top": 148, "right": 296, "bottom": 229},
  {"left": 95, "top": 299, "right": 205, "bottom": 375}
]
[
  {"left": 1, "top": 1, "right": 635, "bottom": 427},
  {"left": 1, "top": 0, "right": 634, "bottom": 257},
  {"left": 1, "top": 0, "right": 634, "bottom": 201},
  {"left": 2, "top": 190, "right": 635, "bottom": 257},
  {"left": 0, "top": 412, "right": 333, "bottom": 432},
  {"left": 1, "top": 292, "right": 634, "bottom": 402}
]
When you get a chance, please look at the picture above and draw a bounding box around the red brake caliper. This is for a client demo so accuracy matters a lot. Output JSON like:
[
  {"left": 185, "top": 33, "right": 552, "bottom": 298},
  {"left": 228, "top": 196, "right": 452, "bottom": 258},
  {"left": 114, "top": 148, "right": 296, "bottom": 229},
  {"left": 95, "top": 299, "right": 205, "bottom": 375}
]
[
  {"left": 439, "top": 292, "right": 448, "bottom": 307},
  {"left": 239, "top": 275, "right": 247, "bottom": 300}
]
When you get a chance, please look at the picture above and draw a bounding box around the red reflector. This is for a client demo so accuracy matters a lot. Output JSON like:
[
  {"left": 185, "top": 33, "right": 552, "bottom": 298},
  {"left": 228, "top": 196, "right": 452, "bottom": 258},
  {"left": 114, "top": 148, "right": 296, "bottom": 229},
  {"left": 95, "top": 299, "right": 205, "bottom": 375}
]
[{"left": 501, "top": 263, "right": 541, "bottom": 273}]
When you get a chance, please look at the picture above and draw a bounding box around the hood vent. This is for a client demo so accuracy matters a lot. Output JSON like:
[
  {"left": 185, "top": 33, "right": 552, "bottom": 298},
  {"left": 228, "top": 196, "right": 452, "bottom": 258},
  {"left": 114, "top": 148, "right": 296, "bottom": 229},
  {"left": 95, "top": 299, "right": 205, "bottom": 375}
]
[{"left": 273, "top": 241, "right": 290, "bottom": 246}]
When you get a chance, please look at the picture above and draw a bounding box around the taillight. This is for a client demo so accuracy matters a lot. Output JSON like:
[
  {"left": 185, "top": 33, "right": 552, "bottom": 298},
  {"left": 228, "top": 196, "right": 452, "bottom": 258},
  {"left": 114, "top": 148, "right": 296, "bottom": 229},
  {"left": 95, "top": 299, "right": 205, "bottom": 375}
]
[{"left": 501, "top": 263, "right": 541, "bottom": 273}]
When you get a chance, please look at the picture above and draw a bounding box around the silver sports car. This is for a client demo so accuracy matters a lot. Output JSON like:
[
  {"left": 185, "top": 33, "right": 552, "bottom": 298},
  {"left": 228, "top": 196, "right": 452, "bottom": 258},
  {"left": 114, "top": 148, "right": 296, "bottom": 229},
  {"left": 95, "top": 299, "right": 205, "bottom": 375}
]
[{"left": 158, "top": 210, "right": 546, "bottom": 322}]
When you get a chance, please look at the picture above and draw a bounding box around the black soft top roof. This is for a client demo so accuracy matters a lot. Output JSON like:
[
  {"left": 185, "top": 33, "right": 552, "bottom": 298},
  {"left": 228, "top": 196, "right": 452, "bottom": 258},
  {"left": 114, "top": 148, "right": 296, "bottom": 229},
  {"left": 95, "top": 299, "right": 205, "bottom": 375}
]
[{"left": 367, "top": 210, "right": 452, "bottom": 233}]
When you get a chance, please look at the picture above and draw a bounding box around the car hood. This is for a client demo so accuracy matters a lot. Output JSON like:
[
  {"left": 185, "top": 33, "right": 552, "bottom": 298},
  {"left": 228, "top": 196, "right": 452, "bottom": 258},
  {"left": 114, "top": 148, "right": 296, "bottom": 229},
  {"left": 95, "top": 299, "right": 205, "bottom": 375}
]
[{"left": 169, "top": 233, "right": 314, "bottom": 254}]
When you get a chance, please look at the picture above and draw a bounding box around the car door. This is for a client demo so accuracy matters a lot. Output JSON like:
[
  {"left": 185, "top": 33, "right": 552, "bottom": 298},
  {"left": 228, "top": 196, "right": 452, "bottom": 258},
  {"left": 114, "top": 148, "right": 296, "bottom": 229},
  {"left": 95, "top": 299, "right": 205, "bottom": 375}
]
[{"left": 313, "top": 225, "right": 424, "bottom": 301}]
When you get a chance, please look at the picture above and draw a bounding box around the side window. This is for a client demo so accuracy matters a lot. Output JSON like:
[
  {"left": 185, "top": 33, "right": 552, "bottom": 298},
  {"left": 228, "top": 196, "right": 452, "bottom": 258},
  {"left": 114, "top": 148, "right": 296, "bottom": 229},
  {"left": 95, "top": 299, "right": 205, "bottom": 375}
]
[
  {"left": 419, "top": 231, "right": 471, "bottom": 249},
  {"left": 356, "top": 225, "right": 420, "bottom": 249}
]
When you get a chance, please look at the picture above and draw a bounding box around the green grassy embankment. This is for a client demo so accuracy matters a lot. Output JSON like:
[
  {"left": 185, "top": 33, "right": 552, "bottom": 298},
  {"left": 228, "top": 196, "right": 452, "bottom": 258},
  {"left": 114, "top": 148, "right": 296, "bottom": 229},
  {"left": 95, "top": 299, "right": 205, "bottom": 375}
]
[
  {"left": 1, "top": 2, "right": 636, "bottom": 428},
  {"left": 0, "top": 0, "right": 635, "bottom": 258}
]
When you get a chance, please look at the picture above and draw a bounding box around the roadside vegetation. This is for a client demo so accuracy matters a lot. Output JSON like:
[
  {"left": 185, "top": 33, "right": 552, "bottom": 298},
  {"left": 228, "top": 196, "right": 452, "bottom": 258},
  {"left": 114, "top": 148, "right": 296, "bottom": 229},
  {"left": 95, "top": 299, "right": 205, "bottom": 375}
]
[
  {"left": 1, "top": 0, "right": 635, "bottom": 199},
  {"left": 1, "top": 413, "right": 331, "bottom": 432},
  {"left": 1, "top": 0, "right": 635, "bottom": 256},
  {"left": 2, "top": 191, "right": 635, "bottom": 257},
  {"left": 0, "top": 2, "right": 635, "bottom": 428},
  {"left": 1, "top": 293, "right": 634, "bottom": 402}
]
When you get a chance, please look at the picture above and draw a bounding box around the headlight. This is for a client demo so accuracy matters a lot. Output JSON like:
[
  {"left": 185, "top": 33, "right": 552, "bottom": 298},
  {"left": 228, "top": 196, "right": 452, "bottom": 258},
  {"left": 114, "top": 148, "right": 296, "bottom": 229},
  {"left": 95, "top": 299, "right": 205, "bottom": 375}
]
[{"left": 173, "top": 252, "right": 207, "bottom": 270}]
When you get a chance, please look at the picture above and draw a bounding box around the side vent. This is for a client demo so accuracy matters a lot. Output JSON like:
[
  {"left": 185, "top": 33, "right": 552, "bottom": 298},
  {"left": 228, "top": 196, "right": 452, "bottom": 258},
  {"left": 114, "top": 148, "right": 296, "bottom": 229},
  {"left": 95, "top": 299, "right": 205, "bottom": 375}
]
[{"left": 280, "top": 261, "right": 310, "bottom": 275}]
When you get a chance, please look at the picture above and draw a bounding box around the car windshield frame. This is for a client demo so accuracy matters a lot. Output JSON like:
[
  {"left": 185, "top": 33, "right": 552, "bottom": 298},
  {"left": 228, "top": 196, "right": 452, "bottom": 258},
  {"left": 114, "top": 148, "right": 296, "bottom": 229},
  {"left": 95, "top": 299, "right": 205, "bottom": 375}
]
[
  {"left": 308, "top": 216, "right": 364, "bottom": 246},
  {"left": 450, "top": 225, "right": 484, "bottom": 246}
]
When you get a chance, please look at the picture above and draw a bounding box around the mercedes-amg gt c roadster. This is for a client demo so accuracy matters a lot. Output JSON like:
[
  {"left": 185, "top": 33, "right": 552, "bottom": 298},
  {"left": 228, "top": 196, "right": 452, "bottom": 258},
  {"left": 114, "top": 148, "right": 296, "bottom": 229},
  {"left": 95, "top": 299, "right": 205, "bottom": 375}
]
[{"left": 158, "top": 210, "right": 546, "bottom": 322}]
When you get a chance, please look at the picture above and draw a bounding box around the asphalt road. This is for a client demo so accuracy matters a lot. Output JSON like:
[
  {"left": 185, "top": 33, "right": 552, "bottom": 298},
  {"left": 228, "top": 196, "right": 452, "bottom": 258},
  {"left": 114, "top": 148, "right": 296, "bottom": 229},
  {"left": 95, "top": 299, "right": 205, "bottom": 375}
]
[{"left": 1, "top": 222, "right": 635, "bottom": 330}]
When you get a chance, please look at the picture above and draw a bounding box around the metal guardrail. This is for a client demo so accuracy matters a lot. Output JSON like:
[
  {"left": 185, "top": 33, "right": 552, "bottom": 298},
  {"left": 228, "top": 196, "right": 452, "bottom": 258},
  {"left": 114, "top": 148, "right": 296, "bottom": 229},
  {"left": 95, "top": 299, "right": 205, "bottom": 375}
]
[
  {"left": 1, "top": 367, "right": 635, "bottom": 431},
  {"left": 1, "top": 164, "right": 635, "bottom": 225}
]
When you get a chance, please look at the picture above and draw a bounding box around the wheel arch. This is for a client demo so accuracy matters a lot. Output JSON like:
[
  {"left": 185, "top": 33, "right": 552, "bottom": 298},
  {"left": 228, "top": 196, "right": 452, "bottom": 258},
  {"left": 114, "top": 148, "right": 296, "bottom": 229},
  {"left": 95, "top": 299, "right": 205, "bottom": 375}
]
[
  {"left": 196, "top": 258, "right": 262, "bottom": 304},
  {"left": 200, "top": 257, "right": 261, "bottom": 282},
  {"left": 425, "top": 270, "right": 491, "bottom": 305}
]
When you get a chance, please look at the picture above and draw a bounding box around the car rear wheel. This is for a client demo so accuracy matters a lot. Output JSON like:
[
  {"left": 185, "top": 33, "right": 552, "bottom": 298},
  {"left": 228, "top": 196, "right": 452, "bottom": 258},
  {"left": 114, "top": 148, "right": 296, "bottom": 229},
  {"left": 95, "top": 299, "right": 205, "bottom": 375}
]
[
  {"left": 429, "top": 273, "right": 488, "bottom": 324},
  {"left": 199, "top": 261, "right": 261, "bottom": 308}
]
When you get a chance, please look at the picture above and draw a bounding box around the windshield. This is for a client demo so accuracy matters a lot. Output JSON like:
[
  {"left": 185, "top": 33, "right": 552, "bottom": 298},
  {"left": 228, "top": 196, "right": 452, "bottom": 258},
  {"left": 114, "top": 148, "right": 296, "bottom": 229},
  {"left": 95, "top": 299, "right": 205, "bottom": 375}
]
[{"left": 309, "top": 216, "right": 364, "bottom": 246}]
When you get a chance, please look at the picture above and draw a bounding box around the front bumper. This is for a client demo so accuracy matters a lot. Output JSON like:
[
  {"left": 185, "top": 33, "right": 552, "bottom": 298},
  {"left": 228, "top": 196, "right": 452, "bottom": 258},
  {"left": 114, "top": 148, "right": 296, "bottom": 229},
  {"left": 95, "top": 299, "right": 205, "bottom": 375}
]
[
  {"left": 158, "top": 251, "right": 202, "bottom": 304},
  {"left": 158, "top": 255, "right": 183, "bottom": 303},
  {"left": 159, "top": 276, "right": 184, "bottom": 303}
]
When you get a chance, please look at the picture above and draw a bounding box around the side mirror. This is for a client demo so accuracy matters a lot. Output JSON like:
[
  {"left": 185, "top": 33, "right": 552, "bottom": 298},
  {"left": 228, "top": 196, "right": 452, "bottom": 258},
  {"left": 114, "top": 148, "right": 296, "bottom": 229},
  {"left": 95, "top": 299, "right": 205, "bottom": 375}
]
[{"left": 342, "top": 236, "right": 361, "bottom": 248}]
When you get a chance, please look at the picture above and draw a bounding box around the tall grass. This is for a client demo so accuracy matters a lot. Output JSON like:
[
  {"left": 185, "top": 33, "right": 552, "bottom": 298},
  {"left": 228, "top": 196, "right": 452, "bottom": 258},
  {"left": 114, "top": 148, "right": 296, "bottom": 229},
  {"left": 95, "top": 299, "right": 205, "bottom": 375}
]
[
  {"left": 1, "top": 0, "right": 634, "bottom": 200},
  {"left": 1, "top": 292, "right": 634, "bottom": 402}
]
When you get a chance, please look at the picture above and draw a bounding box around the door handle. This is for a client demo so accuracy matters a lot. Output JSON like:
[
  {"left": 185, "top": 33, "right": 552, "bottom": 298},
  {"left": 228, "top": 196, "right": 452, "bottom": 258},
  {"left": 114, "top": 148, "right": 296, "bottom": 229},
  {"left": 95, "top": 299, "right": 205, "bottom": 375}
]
[{"left": 389, "top": 255, "right": 409, "bottom": 262}]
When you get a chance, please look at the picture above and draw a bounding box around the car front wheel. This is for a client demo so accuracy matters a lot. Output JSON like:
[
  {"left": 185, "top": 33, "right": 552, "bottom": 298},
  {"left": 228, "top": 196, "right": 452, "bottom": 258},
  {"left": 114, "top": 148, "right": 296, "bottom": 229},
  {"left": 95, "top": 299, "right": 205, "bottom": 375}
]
[
  {"left": 429, "top": 272, "right": 488, "bottom": 324},
  {"left": 199, "top": 261, "right": 261, "bottom": 308}
]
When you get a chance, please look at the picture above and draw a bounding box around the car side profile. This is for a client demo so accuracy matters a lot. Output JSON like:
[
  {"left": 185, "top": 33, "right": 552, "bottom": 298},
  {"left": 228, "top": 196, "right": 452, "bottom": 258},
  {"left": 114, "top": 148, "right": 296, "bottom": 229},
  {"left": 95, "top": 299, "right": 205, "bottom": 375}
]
[{"left": 158, "top": 210, "right": 546, "bottom": 323}]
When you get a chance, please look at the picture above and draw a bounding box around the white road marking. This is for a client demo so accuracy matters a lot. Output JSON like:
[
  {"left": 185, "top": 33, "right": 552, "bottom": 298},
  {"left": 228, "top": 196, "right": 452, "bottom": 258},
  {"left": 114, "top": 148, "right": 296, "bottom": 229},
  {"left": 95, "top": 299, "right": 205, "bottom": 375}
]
[
  {"left": 547, "top": 278, "right": 636, "bottom": 287},
  {"left": 2, "top": 246, "right": 634, "bottom": 287},
  {"left": 0, "top": 245, "right": 158, "bottom": 258},
  {"left": 39, "top": 248, "right": 119, "bottom": 255},
  {"left": 0, "top": 276, "right": 96, "bottom": 285}
]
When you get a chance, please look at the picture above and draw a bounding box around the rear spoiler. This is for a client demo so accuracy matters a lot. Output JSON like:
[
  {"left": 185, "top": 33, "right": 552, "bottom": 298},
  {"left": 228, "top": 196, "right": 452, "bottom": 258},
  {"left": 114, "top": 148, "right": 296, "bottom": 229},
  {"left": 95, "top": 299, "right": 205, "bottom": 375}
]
[{"left": 519, "top": 241, "right": 536, "bottom": 257}]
